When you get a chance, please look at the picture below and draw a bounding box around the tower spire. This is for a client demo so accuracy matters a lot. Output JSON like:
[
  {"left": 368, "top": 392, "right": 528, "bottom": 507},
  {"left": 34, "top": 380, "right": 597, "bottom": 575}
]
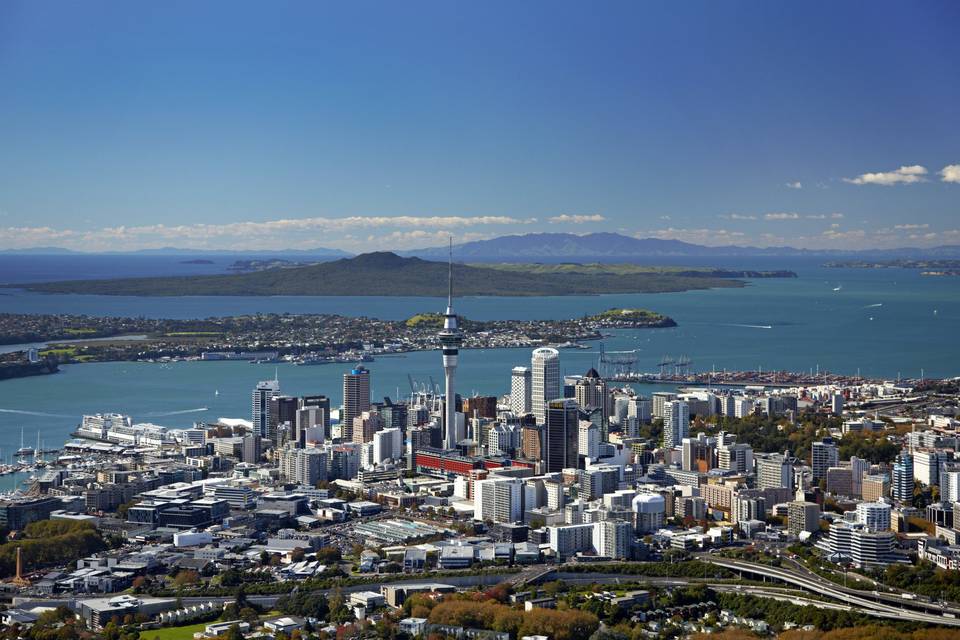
[{"left": 447, "top": 235, "right": 453, "bottom": 311}]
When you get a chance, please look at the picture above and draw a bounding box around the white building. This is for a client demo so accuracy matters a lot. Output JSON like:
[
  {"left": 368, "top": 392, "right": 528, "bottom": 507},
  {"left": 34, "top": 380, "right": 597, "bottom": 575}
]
[
  {"left": 510, "top": 366, "right": 532, "bottom": 417},
  {"left": 474, "top": 476, "right": 522, "bottom": 523},
  {"left": 372, "top": 427, "right": 403, "bottom": 464},
  {"left": 856, "top": 501, "right": 891, "bottom": 531},
  {"left": 632, "top": 493, "right": 665, "bottom": 533},
  {"left": 578, "top": 421, "right": 600, "bottom": 460},
  {"left": 252, "top": 378, "right": 281, "bottom": 438},
  {"left": 593, "top": 520, "right": 632, "bottom": 560},
  {"left": 531, "top": 348, "right": 560, "bottom": 424},
  {"left": 662, "top": 401, "right": 689, "bottom": 449},
  {"left": 279, "top": 447, "right": 327, "bottom": 486}
]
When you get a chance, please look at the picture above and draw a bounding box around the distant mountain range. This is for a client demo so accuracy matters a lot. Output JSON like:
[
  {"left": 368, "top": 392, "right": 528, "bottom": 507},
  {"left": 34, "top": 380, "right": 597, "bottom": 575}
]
[
  {"left": 5, "top": 232, "right": 960, "bottom": 261},
  {"left": 404, "top": 232, "right": 960, "bottom": 262}
]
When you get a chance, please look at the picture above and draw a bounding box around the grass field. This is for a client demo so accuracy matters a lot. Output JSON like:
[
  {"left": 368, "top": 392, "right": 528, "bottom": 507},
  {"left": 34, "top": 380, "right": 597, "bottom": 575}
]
[{"left": 142, "top": 622, "right": 210, "bottom": 640}]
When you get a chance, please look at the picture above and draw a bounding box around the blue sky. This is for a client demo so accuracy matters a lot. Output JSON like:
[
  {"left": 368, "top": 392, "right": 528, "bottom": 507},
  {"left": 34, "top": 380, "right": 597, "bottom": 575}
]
[{"left": 0, "top": 1, "right": 958, "bottom": 252}]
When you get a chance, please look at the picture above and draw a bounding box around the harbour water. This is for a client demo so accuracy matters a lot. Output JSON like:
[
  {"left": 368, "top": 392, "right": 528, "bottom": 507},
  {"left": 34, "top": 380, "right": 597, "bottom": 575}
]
[{"left": 0, "top": 260, "right": 957, "bottom": 461}]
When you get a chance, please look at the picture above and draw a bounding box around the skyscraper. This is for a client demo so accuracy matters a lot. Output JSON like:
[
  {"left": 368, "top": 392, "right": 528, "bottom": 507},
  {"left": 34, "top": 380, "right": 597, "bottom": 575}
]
[
  {"left": 342, "top": 367, "right": 371, "bottom": 442},
  {"left": 544, "top": 398, "right": 579, "bottom": 472},
  {"left": 252, "top": 378, "right": 280, "bottom": 438},
  {"left": 811, "top": 439, "right": 839, "bottom": 482},
  {"left": 510, "top": 366, "right": 532, "bottom": 416},
  {"left": 892, "top": 452, "right": 914, "bottom": 503},
  {"left": 662, "top": 400, "right": 689, "bottom": 449},
  {"left": 531, "top": 347, "right": 560, "bottom": 424},
  {"left": 439, "top": 239, "right": 463, "bottom": 450},
  {"left": 575, "top": 367, "right": 608, "bottom": 428}
]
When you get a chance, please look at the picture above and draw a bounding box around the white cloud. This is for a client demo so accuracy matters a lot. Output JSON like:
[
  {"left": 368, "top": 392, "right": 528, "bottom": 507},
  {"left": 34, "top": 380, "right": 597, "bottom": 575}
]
[
  {"left": 633, "top": 227, "right": 746, "bottom": 246},
  {"left": 0, "top": 214, "right": 534, "bottom": 252},
  {"left": 547, "top": 214, "right": 606, "bottom": 224},
  {"left": 785, "top": 181, "right": 802, "bottom": 189},
  {"left": 719, "top": 213, "right": 757, "bottom": 220},
  {"left": 940, "top": 164, "right": 960, "bottom": 183},
  {"left": 764, "top": 212, "right": 800, "bottom": 220},
  {"left": 843, "top": 165, "right": 928, "bottom": 186},
  {"left": 893, "top": 223, "right": 930, "bottom": 230}
]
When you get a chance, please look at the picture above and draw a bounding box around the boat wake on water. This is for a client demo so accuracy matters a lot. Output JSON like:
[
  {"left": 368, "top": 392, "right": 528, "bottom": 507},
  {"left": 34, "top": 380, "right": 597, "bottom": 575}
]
[
  {"left": 723, "top": 323, "right": 774, "bottom": 330},
  {"left": 0, "top": 408, "right": 74, "bottom": 418},
  {"left": 864, "top": 303, "right": 883, "bottom": 308},
  {"left": 141, "top": 407, "right": 209, "bottom": 417}
]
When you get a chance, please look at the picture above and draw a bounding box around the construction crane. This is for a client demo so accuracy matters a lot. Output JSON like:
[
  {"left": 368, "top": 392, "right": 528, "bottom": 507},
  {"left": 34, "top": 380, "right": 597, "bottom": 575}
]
[{"left": 598, "top": 343, "right": 640, "bottom": 378}]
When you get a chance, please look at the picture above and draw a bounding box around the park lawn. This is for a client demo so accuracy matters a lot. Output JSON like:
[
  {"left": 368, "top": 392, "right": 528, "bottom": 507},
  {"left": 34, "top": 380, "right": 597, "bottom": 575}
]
[
  {"left": 142, "top": 622, "right": 210, "bottom": 640},
  {"left": 39, "top": 347, "right": 77, "bottom": 357}
]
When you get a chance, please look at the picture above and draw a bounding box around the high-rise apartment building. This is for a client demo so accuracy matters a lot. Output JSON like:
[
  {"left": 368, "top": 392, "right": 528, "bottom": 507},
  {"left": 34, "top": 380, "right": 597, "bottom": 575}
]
[
  {"left": 892, "top": 452, "right": 914, "bottom": 503},
  {"left": 252, "top": 378, "right": 280, "bottom": 438},
  {"left": 279, "top": 446, "right": 327, "bottom": 486},
  {"left": 681, "top": 433, "right": 715, "bottom": 472},
  {"left": 352, "top": 411, "right": 383, "bottom": 445},
  {"left": 510, "top": 366, "right": 532, "bottom": 417},
  {"left": 474, "top": 476, "right": 522, "bottom": 523},
  {"left": 756, "top": 453, "right": 792, "bottom": 491},
  {"left": 787, "top": 501, "right": 820, "bottom": 536},
  {"left": 811, "top": 439, "right": 839, "bottom": 482},
  {"left": 531, "top": 347, "right": 561, "bottom": 424},
  {"left": 342, "top": 367, "right": 371, "bottom": 442},
  {"left": 662, "top": 400, "right": 689, "bottom": 449}
]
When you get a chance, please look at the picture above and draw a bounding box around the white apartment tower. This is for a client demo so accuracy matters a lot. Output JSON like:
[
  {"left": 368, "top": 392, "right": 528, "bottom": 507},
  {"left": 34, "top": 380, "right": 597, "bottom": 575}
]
[
  {"left": 662, "top": 400, "right": 690, "bottom": 449},
  {"left": 252, "top": 377, "right": 280, "bottom": 438},
  {"left": 510, "top": 366, "right": 532, "bottom": 416}
]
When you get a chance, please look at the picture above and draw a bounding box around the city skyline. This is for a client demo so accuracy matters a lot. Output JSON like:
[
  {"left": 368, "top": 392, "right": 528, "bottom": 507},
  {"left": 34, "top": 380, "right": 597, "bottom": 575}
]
[{"left": 1, "top": 2, "right": 959, "bottom": 252}]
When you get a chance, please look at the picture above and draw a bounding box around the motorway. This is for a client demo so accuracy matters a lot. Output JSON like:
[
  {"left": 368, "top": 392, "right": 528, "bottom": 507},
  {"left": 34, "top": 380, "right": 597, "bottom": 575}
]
[{"left": 701, "top": 557, "right": 960, "bottom": 627}]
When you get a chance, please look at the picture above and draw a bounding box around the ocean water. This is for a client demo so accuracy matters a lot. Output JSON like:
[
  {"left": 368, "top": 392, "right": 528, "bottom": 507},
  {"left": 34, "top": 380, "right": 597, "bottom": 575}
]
[{"left": 0, "top": 257, "right": 957, "bottom": 461}]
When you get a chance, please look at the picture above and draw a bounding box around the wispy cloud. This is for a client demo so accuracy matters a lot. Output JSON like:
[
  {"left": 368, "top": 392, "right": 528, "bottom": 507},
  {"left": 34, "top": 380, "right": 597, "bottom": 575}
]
[
  {"left": 843, "top": 164, "right": 928, "bottom": 186},
  {"left": 719, "top": 213, "right": 757, "bottom": 220},
  {"left": 940, "top": 164, "right": 960, "bottom": 183},
  {"left": 547, "top": 214, "right": 606, "bottom": 224},
  {"left": 785, "top": 181, "right": 802, "bottom": 189},
  {"left": 0, "top": 214, "right": 536, "bottom": 252},
  {"left": 764, "top": 212, "right": 800, "bottom": 220}
]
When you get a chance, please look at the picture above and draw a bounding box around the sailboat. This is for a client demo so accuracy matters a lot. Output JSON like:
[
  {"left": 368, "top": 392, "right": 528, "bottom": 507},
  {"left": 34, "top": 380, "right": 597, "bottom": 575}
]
[
  {"left": 15, "top": 428, "right": 34, "bottom": 458},
  {"left": 832, "top": 284, "right": 842, "bottom": 292}
]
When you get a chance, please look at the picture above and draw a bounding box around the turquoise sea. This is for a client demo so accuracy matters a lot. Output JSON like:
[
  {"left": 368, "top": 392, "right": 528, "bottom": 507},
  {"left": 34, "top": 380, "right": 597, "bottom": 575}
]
[{"left": 0, "top": 260, "right": 958, "bottom": 462}]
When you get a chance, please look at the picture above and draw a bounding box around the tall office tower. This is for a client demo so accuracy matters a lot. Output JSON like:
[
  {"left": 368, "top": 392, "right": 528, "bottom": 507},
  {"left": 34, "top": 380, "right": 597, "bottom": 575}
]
[
  {"left": 252, "top": 378, "right": 280, "bottom": 438},
  {"left": 296, "top": 396, "right": 330, "bottom": 446},
  {"left": 268, "top": 395, "right": 298, "bottom": 446},
  {"left": 662, "top": 400, "right": 690, "bottom": 449},
  {"left": 811, "top": 439, "right": 839, "bottom": 482},
  {"left": 575, "top": 368, "right": 608, "bottom": 426},
  {"left": 544, "top": 398, "right": 579, "bottom": 472},
  {"left": 531, "top": 347, "right": 561, "bottom": 424},
  {"left": 439, "top": 241, "right": 464, "bottom": 450},
  {"left": 850, "top": 456, "right": 871, "bottom": 497},
  {"left": 372, "top": 427, "right": 403, "bottom": 464},
  {"left": 279, "top": 446, "right": 327, "bottom": 486},
  {"left": 510, "top": 366, "right": 533, "bottom": 416},
  {"left": 578, "top": 420, "right": 600, "bottom": 461},
  {"left": 756, "top": 453, "right": 793, "bottom": 491},
  {"left": 474, "top": 476, "right": 523, "bottom": 523},
  {"left": 651, "top": 392, "right": 677, "bottom": 419},
  {"left": 681, "top": 432, "right": 716, "bottom": 472},
  {"left": 352, "top": 410, "right": 384, "bottom": 445},
  {"left": 342, "top": 366, "right": 371, "bottom": 442},
  {"left": 892, "top": 452, "right": 915, "bottom": 502},
  {"left": 718, "top": 442, "right": 753, "bottom": 474}
]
